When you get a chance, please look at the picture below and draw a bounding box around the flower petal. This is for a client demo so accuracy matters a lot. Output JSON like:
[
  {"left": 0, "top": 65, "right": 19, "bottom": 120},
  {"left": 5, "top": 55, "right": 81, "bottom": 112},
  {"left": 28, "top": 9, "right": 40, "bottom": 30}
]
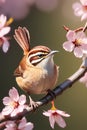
[
  {"left": 2, "top": 106, "right": 14, "bottom": 115},
  {"left": 11, "top": 108, "right": 18, "bottom": 117},
  {"left": 82, "top": 44, "right": 87, "bottom": 53},
  {"left": 55, "top": 115, "right": 66, "bottom": 128},
  {"left": 76, "top": 31, "right": 86, "bottom": 39},
  {"left": 3, "top": 97, "right": 12, "bottom": 105},
  {"left": 18, "top": 117, "right": 34, "bottom": 130},
  {"left": 81, "top": 13, "right": 87, "bottom": 21},
  {"left": 6, "top": 121, "right": 16, "bottom": 128},
  {"left": 2, "top": 40, "right": 10, "bottom": 53},
  {"left": 9, "top": 87, "right": 19, "bottom": 102},
  {"left": 18, "top": 95, "right": 26, "bottom": 105},
  {"left": 74, "top": 47, "right": 83, "bottom": 58},
  {"left": 49, "top": 115, "right": 55, "bottom": 129},
  {"left": 66, "top": 30, "right": 76, "bottom": 41},
  {"left": 56, "top": 110, "right": 70, "bottom": 117},
  {"left": 17, "top": 105, "right": 25, "bottom": 113},
  {"left": 43, "top": 110, "right": 51, "bottom": 117},
  {"left": 72, "top": 2, "right": 83, "bottom": 16},
  {"left": 80, "top": 0, "right": 87, "bottom": 5},
  {"left": 18, "top": 117, "right": 27, "bottom": 129},
  {"left": 79, "top": 72, "right": 87, "bottom": 83},
  {"left": 0, "top": 27, "right": 11, "bottom": 37},
  {"left": 79, "top": 72, "right": 87, "bottom": 87},
  {"left": 63, "top": 41, "right": 74, "bottom": 52},
  {"left": 24, "top": 122, "right": 34, "bottom": 130},
  {"left": 0, "top": 14, "right": 6, "bottom": 28}
]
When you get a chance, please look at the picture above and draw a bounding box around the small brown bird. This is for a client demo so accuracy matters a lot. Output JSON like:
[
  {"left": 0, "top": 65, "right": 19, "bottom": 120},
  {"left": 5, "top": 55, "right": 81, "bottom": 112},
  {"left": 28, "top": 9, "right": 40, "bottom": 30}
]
[{"left": 14, "top": 27, "right": 59, "bottom": 107}]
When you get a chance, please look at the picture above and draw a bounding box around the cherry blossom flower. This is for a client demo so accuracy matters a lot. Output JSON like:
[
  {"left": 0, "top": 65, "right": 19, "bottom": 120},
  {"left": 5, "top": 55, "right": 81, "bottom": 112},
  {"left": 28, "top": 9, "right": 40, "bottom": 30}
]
[
  {"left": 18, "top": 117, "right": 34, "bottom": 130},
  {"left": 0, "top": 14, "right": 11, "bottom": 36},
  {"left": 79, "top": 72, "right": 87, "bottom": 87},
  {"left": 0, "top": 14, "right": 13, "bottom": 53},
  {"left": 5, "top": 121, "right": 16, "bottom": 130},
  {"left": 0, "top": 37, "right": 10, "bottom": 53},
  {"left": 63, "top": 30, "right": 87, "bottom": 58},
  {"left": 43, "top": 101, "right": 70, "bottom": 129},
  {"left": 5, "top": 117, "right": 34, "bottom": 130},
  {"left": 2, "top": 87, "right": 27, "bottom": 117},
  {"left": 72, "top": 0, "right": 87, "bottom": 21}
]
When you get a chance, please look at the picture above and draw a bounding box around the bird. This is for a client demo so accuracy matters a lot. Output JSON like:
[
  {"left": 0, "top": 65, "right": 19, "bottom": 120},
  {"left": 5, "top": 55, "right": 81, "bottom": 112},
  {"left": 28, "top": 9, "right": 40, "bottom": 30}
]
[{"left": 14, "top": 26, "right": 59, "bottom": 107}]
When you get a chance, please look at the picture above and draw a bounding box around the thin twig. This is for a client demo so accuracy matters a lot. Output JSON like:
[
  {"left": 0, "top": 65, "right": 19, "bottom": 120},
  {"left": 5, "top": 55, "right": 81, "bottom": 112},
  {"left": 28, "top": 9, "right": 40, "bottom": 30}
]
[{"left": 63, "top": 22, "right": 87, "bottom": 33}]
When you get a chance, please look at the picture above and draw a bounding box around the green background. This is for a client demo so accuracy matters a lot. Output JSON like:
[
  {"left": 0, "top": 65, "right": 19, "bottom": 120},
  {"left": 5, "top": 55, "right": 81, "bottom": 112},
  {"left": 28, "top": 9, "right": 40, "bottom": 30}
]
[{"left": 1, "top": 0, "right": 87, "bottom": 130}]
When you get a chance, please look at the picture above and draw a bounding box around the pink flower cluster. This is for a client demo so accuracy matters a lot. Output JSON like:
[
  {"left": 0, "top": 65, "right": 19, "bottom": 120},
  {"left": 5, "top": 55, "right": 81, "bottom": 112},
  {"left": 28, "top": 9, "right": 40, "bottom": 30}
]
[
  {"left": 1, "top": 87, "right": 34, "bottom": 130},
  {"left": 63, "top": 29, "right": 87, "bottom": 58},
  {"left": 2, "top": 87, "right": 27, "bottom": 117},
  {"left": 5, "top": 117, "right": 34, "bottom": 130},
  {"left": 73, "top": 0, "right": 87, "bottom": 21},
  {"left": 0, "top": 14, "right": 13, "bottom": 53},
  {"left": 43, "top": 101, "right": 70, "bottom": 129},
  {"left": 0, "top": 87, "right": 70, "bottom": 129},
  {"left": 43, "top": 109, "right": 70, "bottom": 129}
]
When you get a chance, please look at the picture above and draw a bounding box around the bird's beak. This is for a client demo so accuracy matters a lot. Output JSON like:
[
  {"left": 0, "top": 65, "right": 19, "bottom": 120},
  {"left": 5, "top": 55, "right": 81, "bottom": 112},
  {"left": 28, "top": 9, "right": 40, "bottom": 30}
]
[
  {"left": 47, "top": 50, "right": 59, "bottom": 57},
  {"left": 50, "top": 50, "right": 59, "bottom": 55}
]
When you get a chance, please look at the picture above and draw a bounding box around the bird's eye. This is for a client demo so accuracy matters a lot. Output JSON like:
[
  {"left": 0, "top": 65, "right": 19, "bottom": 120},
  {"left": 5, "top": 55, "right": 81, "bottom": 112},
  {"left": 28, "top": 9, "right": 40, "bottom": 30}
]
[
  {"left": 37, "top": 52, "right": 48, "bottom": 58},
  {"left": 38, "top": 53, "right": 45, "bottom": 58}
]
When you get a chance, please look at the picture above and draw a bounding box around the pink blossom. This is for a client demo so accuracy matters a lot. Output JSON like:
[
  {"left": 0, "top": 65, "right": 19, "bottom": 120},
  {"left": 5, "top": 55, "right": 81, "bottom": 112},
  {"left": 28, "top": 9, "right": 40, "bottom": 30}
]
[
  {"left": 0, "top": 14, "right": 11, "bottom": 35},
  {"left": 2, "top": 87, "right": 27, "bottom": 117},
  {"left": 43, "top": 101, "right": 70, "bottom": 129},
  {"left": 0, "top": 37, "right": 10, "bottom": 53},
  {"left": 5, "top": 121, "right": 16, "bottom": 130},
  {"left": 72, "top": 0, "right": 87, "bottom": 21},
  {"left": 63, "top": 30, "right": 87, "bottom": 58},
  {"left": 5, "top": 117, "right": 34, "bottom": 130},
  {"left": 79, "top": 72, "right": 87, "bottom": 87},
  {"left": 43, "top": 109, "right": 70, "bottom": 129},
  {"left": 18, "top": 117, "right": 34, "bottom": 130},
  {"left": 0, "top": 14, "right": 13, "bottom": 53}
]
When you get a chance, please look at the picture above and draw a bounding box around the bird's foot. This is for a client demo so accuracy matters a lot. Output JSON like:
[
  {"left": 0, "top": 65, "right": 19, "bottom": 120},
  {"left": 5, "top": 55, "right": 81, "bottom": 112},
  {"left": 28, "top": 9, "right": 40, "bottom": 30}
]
[{"left": 29, "top": 96, "right": 41, "bottom": 110}]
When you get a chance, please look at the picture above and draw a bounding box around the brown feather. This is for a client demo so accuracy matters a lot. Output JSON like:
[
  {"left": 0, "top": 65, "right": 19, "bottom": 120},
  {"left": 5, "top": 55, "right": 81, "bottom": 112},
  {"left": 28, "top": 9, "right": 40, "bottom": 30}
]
[
  {"left": 14, "top": 66, "right": 23, "bottom": 77},
  {"left": 14, "top": 27, "right": 30, "bottom": 55},
  {"left": 14, "top": 56, "right": 27, "bottom": 77}
]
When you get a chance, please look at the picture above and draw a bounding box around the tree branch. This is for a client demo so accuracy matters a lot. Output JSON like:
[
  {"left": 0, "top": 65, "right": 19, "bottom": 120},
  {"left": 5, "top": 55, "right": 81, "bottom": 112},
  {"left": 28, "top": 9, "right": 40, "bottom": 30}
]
[{"left": 0, "top": 58, "right": 87, "bottom": 127}]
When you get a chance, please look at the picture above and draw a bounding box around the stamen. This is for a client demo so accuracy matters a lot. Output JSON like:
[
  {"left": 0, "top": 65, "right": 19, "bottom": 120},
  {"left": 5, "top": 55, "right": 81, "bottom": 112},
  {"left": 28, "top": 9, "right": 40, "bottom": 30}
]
[
  {"left": 73, "top": 39, "right": 82, "bottom": 46},
  {"left": 10, "top": 101, "right": 19, "bottom": 108},
  {"left": 83, "top": 5, "right": 87, "bottom": 12},
  {"left": 5, "top": 17, "right": 13, "bottom": 26}
]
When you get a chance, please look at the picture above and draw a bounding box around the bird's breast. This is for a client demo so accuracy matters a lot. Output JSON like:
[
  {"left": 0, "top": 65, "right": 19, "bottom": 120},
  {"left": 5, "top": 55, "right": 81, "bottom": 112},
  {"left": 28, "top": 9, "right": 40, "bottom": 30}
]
[{"left": 16, "top": 64, "right": 58, "bottom": 94}]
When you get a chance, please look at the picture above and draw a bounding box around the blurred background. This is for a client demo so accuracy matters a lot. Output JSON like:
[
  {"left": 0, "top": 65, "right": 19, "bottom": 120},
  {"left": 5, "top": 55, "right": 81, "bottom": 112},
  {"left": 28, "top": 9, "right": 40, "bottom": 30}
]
[{"left": 0, "top": 0, "right": 87, "bottom": 129}]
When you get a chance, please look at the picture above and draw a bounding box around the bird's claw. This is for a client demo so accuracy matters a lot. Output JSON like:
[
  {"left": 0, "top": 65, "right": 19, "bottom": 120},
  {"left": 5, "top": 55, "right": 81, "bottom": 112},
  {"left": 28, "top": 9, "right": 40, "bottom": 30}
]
[{"left": 29, "top": 96, "right": 41, "bottom": 110}]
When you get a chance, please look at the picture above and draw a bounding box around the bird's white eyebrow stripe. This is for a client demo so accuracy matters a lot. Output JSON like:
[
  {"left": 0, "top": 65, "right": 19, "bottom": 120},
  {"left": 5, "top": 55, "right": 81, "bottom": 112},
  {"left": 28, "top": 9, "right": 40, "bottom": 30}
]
[
  {"left": 28, "top": 52, "right": 46, "bottom": 59},
  {"left": 31, "top": 58, "right": 43, "bottom": 64}
]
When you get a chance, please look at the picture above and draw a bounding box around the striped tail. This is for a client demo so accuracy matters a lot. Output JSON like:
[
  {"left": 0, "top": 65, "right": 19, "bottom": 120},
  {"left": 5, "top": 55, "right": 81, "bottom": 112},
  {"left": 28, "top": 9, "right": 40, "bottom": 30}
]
[{"left": 14, "top": 26, "right": 30, "bottom": 55}]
